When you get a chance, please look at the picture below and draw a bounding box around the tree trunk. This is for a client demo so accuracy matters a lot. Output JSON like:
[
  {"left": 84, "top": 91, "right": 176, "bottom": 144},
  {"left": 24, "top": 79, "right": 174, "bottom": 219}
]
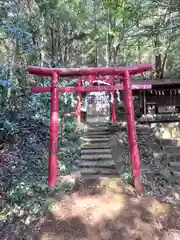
[
  {"left": 154, "top": 36, "right": 162, "bottom": 79},
  {"left": 106, "top": 8, "right": 112, "bottom": 66}
]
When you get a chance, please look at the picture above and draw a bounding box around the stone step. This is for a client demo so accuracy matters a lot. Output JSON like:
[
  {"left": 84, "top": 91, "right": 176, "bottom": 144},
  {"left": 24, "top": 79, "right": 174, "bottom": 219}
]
[
  {"left": 86, "top": 115, "right": 110, "bottom": 121},
  {"left": 87, "top": 122, "right": 109, "bottom": 127},
  {"left": 85, "top": 131, "right": 109, "bottom": 135},
  {"left": 139, "top": 114, "right": 180, "bottom": 122},
  {"left": 81, "top": 148, "right": 111, "bottom": 154},
  {"left": 87, "top": 122, "right": 110, "bottom": 126},
  {"left": 87, "top": 122, "right": 110, "bottom": 125},
  {"left": 170, "top": 171, "right": 180, "bottom": 183},
  {"left": 87, "top": 118, "right": 110, "bottom": 122},
  {"left": 163, "top": 146, "right": 180, "bottom": 154},
  {"left": 168, "top": 155, "right": 180, "bottom": 162},
  {"left": 80, "top": 168, "right": 118, "bottom": 175},
  {"left": 168, "top": 162, "right": 180, "bottom": 170},
  {"left": 136, "top": 127, "right": 152, "bottom": 135},
  {"left": 86, "top": 132, "right": 109, "bottom": 137},
  {"left": 81, "top": 137, "right": 109, "bottom": 142},
  {"left": 159, "top": 139, "right": 180, "bottom": 147},
  {"left": 145, "top": 139, "right": 162, "bottom": 153},
  {"left": 87, "top": 127, "right": 109, "bottom": 132},
  {"left": 116, "top": 122, "right": 150, "bottom": 129},
  {"left": 80, "top": 175, "right": 119, "bottom": 180},
  {"left": 76, "top": 160, "right": 115, "bottom": 167},
  {"left": 81, "top": 153, "right": 112, "bottom": 160},
  {"left": 84, "top": 134, "right": 110, "bottom": 139},
  {"left": 87, "top": 115, "right": 110, "bottom": 118},
  {"left": 81, "top": 143, "right": 110, "bottom": 149},
  {"left": 113, "top": 123, "right": 151, "bottom": 134}
]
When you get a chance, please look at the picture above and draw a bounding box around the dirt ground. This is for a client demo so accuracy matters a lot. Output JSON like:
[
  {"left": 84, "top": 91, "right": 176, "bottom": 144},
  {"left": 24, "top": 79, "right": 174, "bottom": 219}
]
[{"left": 24, "top": 178, "right": 180, "bottom": 240}]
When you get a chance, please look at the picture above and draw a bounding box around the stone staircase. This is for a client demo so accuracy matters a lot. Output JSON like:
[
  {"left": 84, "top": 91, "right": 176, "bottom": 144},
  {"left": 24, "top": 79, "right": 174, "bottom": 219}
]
[
  {"left": 75, "top": 120, "right": 154, "bottom": 180},
  {"left": 75, "top": 122, "right": 119, "bottom": 179},
  {"left": 160, "top": 139, "right": 180, "bottom": 183}
]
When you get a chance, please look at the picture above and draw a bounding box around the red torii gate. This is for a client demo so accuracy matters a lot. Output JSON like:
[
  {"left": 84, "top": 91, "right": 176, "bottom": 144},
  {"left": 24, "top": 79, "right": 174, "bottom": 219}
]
[{"left": 28, "top": 64, "right": 152, "bottom": 192}]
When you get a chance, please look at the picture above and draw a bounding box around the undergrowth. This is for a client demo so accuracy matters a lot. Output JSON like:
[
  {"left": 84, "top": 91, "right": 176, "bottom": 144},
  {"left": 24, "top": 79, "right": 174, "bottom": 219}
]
[{"left": 0, "top": 89, "right": 80, "bottom": 233}]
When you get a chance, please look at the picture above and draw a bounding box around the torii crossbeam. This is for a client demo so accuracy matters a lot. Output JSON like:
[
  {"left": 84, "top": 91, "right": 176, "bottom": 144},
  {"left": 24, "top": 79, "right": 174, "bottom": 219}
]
[{"left": 28, "top": 64, "right": 152, "bottom": 193}]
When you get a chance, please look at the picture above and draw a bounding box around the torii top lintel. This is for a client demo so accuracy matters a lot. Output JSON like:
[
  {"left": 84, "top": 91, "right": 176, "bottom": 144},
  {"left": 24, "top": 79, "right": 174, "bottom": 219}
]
[{"left": 28, "top": 64, "right": 152, "bottom": 77}]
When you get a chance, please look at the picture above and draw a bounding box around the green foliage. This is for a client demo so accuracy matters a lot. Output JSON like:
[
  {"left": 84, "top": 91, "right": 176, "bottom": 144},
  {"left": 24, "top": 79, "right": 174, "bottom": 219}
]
[
  {"left": 60, "top": 146, "right": 80, "bottom": 173},
  {"left": 28, "top": 79, "right": 77, "bottom": 135},
  {"left": 0, "top": 104, "right": 79, "bottom": 229},
  {"left": 0, "top": 119, "right": 16, "bottom": 134},
  {"left": 1, "top": 121, "right": 78, "bottom": 225},
  {"left": 2, "top": 178, "right": 75, "bottom": 224},
  {"left": 64, "top": 117, "right": 76, "bottom": 134},
  {"left": 0, "top": 115, "right": 18, "bottom": 143},
  {"left": 122, "top": 170, "right": 132, "bottom": 184}
]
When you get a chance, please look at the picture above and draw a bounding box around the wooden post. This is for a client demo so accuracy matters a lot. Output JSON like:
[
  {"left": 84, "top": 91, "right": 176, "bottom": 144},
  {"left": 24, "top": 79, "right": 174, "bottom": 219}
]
[
  {"left": 123, "top": 70, "right": 142, "bottom": 193},
  {"left": 110, "top": 77, "right": 116, "bottom": 124},
  {"left": 143, "top": 91, "right": 146, "bottom": 115},
  {"left": 60, "top": 117, "right": 63, "bottom": 146},
  {"left": 111, "top": 97, "right": 116, "bottom": 124},
  {"left": 48, "top": 71, "right": 59, "bottom": 186},
  {"left": 76, "top": 80, "right": 81, "bottom": 130}
]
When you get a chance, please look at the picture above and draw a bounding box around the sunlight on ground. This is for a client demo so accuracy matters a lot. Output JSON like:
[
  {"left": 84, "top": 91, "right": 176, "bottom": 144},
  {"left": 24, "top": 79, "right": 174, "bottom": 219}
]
[
  {"left": 145, "top": 199, "right": 170, "bottom": 217},
  {"left": 39, "top": 178, "right": 180, "bottom": 240},
  {"left": 51, "top": 179, "right": 126, "bottom": 225},
  {"left": 155, "top": 123, "right": 180, "bottom": 139}
]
